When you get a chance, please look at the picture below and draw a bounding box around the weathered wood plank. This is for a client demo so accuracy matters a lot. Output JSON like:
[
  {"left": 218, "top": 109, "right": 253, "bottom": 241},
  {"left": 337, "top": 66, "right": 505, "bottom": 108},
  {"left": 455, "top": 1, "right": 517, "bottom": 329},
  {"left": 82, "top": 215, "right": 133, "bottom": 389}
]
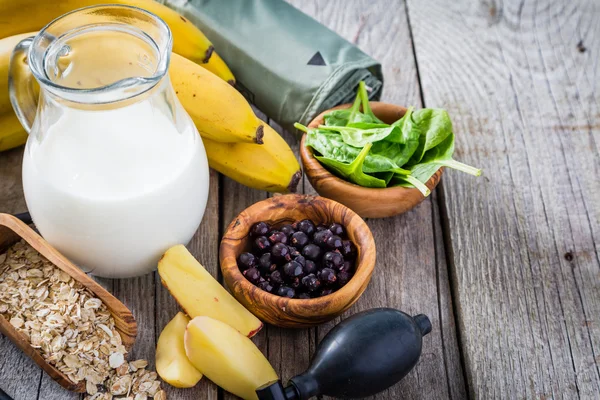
[
  {"left": 219, "top": 107, "right": 271, "bottom": 400},
  {"left": 155, "top": 169, "right": 220, "bottom": 400},
  {"left": 0, "top": 146, "right": 42, "bottom": 400},
  {"left": 407, "top": 0, "right": 600, "bottom": 397},
  {"left": 266, "top": 120, "right": 317, "bottom": 386},
  {"left": 287, "top": 1, "right": 466, "bottom": 399}
]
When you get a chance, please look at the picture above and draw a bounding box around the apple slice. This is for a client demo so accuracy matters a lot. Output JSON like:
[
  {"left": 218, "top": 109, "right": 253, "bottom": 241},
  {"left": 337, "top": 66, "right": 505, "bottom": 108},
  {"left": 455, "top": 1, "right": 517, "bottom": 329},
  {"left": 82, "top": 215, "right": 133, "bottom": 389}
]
[
  {"left": 156, "top": 312, "right": 203, "bottom": 388},
  {"left": 185, "top": 316, "right": 278, "bottom": 400},
  {"left": 158, "top": 245, "right": 263, "bottom": 337}
]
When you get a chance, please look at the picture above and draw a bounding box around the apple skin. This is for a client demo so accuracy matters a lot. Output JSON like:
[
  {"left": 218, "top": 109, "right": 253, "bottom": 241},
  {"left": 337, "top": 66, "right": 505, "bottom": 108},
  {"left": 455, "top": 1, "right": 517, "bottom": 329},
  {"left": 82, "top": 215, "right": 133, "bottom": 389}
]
[
  {"left": 158, "top": 244, "right": 263, "bottom": 337},
  {"left": 156, "top": 312, "right": 203, "bottom": 388},
  {"left": 185, "top": 316, "right": 278, "bottom": 400}
]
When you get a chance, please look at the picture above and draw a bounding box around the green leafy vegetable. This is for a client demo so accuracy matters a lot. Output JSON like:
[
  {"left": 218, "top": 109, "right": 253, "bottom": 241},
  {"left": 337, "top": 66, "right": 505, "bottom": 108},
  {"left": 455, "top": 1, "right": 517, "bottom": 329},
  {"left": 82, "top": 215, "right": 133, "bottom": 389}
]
[
  {"left": 296, "top": 80, "right": 481, "bottom": 197},
  {"left": 318, "top": 124, "right": 401, "bottom": 147},
  {"left": 324, "top": 109, "right": 351, "bottom": 126},
  {"left": 356, "top": 81, "right": 384, "bottom": 124},
  {"left": 304, "top": 128, "right": 409, "bottom": 174},
  {"left": 406, "top": 108, "right": 453, "bottom": 165},
  {"left": 315, "top": 143, "right": 387, "bottom": 188},
  {"left": 408, "top": 133, "right": 481, "bottom": 182}
]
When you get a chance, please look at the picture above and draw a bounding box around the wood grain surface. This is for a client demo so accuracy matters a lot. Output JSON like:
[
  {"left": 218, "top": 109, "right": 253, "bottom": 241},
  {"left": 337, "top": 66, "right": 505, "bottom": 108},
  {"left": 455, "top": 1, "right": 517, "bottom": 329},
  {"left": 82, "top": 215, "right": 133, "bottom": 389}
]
[{"left": 408, "top": 0, "right": 600, "bottom": 397}]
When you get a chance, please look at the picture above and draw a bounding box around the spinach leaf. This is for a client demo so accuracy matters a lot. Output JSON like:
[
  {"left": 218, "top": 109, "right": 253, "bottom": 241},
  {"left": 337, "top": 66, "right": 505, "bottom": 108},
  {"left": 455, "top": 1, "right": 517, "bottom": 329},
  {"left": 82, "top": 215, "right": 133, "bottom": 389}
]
[
  {"left": 356, "top": 81, "right": 384, "bottom": 124},
  {"left": 408, "top": 133, "right": 481, "bottom": 183},
  {"left": 370, "top": 171, "right": 395, "bottom": 185},
  {"left": 324, "top": 110, "right": 351, "bottom": 126},
  {"left": 314, "top": 143, "right": 387, "bottom": 188},
  {"left": 406, "top": 108, "right": 453, "bottom": 165},
  {"left": 322, "top": 82, "right": 384, "bottom": 127},
  {"left": 318, "top": 125, "right": 401, "bottom": 147},
  {"left": 347, "top": 122, "right": 390, "bottom": 129},
  {"left": 305, "top": 129, "right": 408, "bottom": 173},
  {"left": 391, "top": 174, "right": 431, "bottom": 197}
]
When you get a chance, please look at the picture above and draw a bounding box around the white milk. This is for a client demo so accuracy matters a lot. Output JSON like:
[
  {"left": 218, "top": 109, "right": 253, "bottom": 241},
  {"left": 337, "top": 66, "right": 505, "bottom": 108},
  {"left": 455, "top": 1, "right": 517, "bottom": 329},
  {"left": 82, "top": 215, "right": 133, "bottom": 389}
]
[{"left": 22, "top": 96, "right": 209, "bottom": 278}]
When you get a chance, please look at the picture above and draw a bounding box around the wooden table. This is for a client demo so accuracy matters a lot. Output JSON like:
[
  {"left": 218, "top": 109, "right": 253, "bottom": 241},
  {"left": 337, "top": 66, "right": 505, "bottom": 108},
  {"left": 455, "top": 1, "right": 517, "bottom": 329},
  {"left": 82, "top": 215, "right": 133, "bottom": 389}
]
[{"left": 1, "top": 0, "right": 599, "bottom": 398}]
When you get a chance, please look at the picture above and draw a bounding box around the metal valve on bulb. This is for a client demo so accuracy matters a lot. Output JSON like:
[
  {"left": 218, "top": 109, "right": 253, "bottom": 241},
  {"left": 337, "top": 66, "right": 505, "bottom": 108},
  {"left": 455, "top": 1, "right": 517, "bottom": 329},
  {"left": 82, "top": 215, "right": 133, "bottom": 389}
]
[{"left": 256, "top": 308, "right": 432, "bottom": 400}]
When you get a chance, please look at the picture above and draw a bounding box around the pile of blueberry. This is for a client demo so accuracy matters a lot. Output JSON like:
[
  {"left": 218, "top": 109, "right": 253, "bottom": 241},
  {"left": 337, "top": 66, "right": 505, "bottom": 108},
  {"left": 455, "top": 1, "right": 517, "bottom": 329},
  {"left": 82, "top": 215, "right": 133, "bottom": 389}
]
[{"left": 237, "top": 219, "right": 357, "bottom": 299}]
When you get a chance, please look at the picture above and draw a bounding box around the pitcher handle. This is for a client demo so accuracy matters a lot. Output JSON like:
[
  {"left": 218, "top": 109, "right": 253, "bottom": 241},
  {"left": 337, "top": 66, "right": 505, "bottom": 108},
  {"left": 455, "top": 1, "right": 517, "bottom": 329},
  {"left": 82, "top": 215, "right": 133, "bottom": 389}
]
[{"left": 9, "top": 37, "right": 38, "bottom": 134}]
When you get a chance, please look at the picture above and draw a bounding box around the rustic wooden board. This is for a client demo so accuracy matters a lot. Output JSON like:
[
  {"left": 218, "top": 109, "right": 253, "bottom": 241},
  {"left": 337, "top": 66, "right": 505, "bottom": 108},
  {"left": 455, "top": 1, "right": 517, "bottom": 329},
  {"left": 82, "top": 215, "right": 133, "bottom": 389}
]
[
  {"left": 288, "top": 1, "right": 466, "bottom": 399},
  {"left": 155, "top": 169, "right": 220, "bottom": 400},
  {"left": 407, "top": 0, "right": 600, "bottom": 397},
  {"left": 0, "top": 146, "right": 44, "bottom": 400}
]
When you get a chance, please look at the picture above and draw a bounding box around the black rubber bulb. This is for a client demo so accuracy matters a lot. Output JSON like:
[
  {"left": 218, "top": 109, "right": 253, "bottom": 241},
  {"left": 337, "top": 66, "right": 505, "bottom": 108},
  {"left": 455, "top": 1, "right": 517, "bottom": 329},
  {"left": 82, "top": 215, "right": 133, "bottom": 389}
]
[{"left": 257, "top": 308, "right": 431, "bottom": 400}]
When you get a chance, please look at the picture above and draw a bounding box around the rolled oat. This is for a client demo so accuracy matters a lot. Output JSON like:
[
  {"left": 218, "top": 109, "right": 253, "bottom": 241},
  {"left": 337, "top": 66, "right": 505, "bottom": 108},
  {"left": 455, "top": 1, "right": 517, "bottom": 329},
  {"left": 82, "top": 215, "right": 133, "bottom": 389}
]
[{"left": 0, "top": 241, "right": 165, "bottom": 399}]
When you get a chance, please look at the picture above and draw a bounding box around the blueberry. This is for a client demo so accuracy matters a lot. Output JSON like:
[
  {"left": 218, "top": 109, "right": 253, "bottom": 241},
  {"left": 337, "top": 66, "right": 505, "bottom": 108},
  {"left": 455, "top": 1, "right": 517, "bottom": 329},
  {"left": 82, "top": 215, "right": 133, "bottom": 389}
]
[
  {"left": 283, "top": 261, "right": 304, "bottom": 279},
  {"left": 329, "top": 223, "right": 344, "bottom": 236},
  {"left": 297, "top": 219, "right": 316, "bottom": 236},
  {"left": 323, "top": 251, "right": 344, "bottom": 270},
  {"left": 254, "top": 236, "right": 271, "bottom": 253},
  {"left": 337, "top": 270, "right": 351, "bottom": 287},
  {"left": 277, "top": 286, "right": 295, "bottom": 298},
  {"left": 301, "top": 244, "right": 321, "bottom": 261},
  {"left": 303, "top": 260, "right": 318, "bottom": 274},
  {"left": 326, "top": 235, "right": 343, "bottom": 250},
  {"left": 296, "top": 292, "right": 311, "bottom": 299},
  {"left": 290, "top": 277, "right": 301, "bottom": 289},
  {"left": 271, "top": 242, "right": 291, "bottom": 262},
  {"left": 280, "top": 224, "right": 296, "bottom": 238},
  {"left": 269, "top": 270, "right": 284, "bottom": 286},
  {"left": 243, "top": 267, "right": 261, "bottom": 284},
  {"left": 251, "top": 221, "right": 270, "bottom": 237},
  {"left": 318, "top": 268, "right": 337, "bottom": 285},
  {"left": 301, "top": 274, "right": 321, "bottom": 292},
  {"left": 315, "top": 225, "right": 327, "bottom": 233},
  {"left": 268, "top": 231, "right": 288, "bottom": 245},
  {"left": 288, "top": 246, "right": 301, "bottom": 258},
  {"left": 258, "top": 253, "right": 277, "bottom": 273},
  {"left": 237, "top": 252, "right": 256, "bottom": 271},
  {"left": 258, "top": 280, "right": 274, "bottom": 293},
  {"left": 319, "top": 288, "right": 334, "bottom": 297},
  {"left": 290, "top": 231, "right": 309, "bottom": 249},
  {"left": 313, "top": 229, "right": 333, "bottom": 248},
  {"left": 294, "top": 255, "right": 306, "bottom": 267},
  {"left": 341, "top": 260, "right": 354, "bottom": 273}
]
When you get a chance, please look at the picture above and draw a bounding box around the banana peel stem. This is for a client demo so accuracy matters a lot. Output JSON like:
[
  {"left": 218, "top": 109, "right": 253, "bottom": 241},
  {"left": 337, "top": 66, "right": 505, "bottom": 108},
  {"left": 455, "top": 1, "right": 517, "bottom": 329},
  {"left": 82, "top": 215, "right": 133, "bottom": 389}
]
[
  {"left": 255, "top": 126, "right": 264, "bottom": 144},
  {"left": 288, "top": 171, "right": 302, "bottom": 193}
]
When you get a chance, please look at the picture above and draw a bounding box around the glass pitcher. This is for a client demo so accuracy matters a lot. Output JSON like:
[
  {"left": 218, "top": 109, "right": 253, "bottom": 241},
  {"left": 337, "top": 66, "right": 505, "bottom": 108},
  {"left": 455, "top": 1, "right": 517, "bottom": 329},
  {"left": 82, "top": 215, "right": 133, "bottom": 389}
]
[{"left": 9, "top": 5, "right": 209, "bottom": 278}]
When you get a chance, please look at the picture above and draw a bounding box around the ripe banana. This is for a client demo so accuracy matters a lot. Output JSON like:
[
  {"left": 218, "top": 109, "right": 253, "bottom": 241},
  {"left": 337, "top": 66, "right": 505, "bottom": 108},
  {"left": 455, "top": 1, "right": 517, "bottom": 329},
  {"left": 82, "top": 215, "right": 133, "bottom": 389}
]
[
  {"left": 203, "top": 124, "right": 302, "bottom": 193},
  {"left": 170, "top": 53, "right": 263, "bottom": 144},
  {"left": 0, "top": 0, "right": 235, "bottom": 83},
  {"left": 0, "top": 32, "right": 37, "bottom": 152}
]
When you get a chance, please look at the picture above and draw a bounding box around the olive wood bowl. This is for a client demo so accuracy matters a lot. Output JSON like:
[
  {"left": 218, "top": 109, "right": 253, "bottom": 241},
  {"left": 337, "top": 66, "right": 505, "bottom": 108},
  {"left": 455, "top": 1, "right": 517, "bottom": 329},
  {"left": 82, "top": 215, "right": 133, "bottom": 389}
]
[
  {"left": 0, "top": 214, "right": 137, "bottom": 392},
  {"left": 220, "top": 194, "right": 375, "bottom": 328},
  {"left": 300, "top": 102, "right": 443, "bottom": 218}
]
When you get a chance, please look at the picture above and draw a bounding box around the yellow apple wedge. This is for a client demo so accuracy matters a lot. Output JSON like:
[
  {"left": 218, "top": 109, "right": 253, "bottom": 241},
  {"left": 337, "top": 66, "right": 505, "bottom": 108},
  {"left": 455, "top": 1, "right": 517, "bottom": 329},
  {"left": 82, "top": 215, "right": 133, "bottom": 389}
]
[
  {"left": 158, "top": 245, "right": 263, "bottom": 337},
  {"left": 185, "top": 316, "right": 278, "bottom": 400},
  {"left": 156, "top": 312, "right": 203, "bottom": 388}
]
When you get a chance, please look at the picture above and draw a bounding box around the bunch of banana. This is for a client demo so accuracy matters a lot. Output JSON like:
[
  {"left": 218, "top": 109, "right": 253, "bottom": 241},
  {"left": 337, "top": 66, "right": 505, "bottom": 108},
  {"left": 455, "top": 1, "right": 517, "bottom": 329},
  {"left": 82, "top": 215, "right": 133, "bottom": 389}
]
[
  {"left": 0, "top": 1, "right": 301, "bottom": 192},
  {"left": 171, "top": 54, "right": 301, "bottom": 192}
]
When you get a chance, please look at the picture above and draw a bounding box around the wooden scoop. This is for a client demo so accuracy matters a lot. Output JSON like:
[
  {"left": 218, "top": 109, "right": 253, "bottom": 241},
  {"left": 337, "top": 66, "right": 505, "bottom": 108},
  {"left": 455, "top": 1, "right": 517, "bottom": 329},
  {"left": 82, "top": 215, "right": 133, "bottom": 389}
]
[{"left": 0, "top": 214, "right": 137, "bottom": 392}]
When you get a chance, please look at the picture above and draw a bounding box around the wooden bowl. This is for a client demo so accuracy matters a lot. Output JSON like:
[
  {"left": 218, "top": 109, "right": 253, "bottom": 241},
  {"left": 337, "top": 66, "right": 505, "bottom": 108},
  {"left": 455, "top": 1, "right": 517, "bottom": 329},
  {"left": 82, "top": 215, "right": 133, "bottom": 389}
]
[
  {"left": 0, "top": 214, "right": 137, "bottom": 392},
  {"left": 220, "top": 194, "right": 375, "bottom": 328},
  {"left": 300, "top": 102, "right": 443, "bottom": 218}
]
